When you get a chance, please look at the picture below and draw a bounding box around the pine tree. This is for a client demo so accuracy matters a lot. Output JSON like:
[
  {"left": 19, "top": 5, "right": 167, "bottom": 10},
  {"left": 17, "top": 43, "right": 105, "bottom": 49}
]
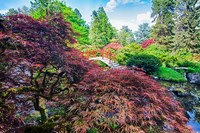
[
  {"left": 173, "top": 0, "right": 200, "bottom": 53},
  {"left": 151, "top": 0, "right": 175, "bottom": 46},
  {"left": 134, "top": 23, "right": 151, "bottom": 44},
  {"left": 89, "top": 7, "right": 115, "bottom": 48},
  {"left": 118, "top": 26, "right": 135, "bottom": 46}
]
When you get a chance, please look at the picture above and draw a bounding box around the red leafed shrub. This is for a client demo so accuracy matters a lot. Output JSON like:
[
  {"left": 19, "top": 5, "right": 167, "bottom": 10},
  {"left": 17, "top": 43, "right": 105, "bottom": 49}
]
[
  {"left": 0, "top": 14, "right": 97, "bottom": 132},
  {"left": 103, "top": 42, "right": 123, "bottom": 51},
  {"left": 63, "top": 68, "right": 191, "bottom": 133},
  {"left": 141, "top": 39, "right": 155, "bottom": 48}
]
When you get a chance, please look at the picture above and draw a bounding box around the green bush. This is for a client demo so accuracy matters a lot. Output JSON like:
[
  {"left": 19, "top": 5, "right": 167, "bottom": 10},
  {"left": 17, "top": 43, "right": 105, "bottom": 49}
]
[
  {"left": 178, "top": 61, "right": 200, "bottom": 73},
  {"left": 96, "top": 60, "right": 109, "bottom": 67},
  {"left": 126, "top": 54, "right": 162, "bottom": 74},
  {"left": 116, "top": 43, "right": 143, "bottom": 65},
  {"left": 116, "top": 43, "right": 194, "bottom": 68},
  {"left": 156, "top": 67, "right": 186, "bottom": 82}
]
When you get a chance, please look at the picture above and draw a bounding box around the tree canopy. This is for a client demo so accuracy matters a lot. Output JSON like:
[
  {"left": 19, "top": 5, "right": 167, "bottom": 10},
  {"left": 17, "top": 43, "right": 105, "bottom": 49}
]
[
  {"left": 89, "top": 7, "right": 116, "bottom": 48},
  {"left": 31, "top": 0, "right": 90, "bottom": 45},
  {"left": 135, "top": 23, "right": 151, "bottom": 44},
  {"left": 118, "top": 26, "right": 135, "bottom": 46}
]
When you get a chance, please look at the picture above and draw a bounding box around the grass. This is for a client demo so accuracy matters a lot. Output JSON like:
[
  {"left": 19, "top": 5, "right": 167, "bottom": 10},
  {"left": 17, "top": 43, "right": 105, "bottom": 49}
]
[
  {"left": 178, "top": 61, "right": 200, "bottom": 73},
  {"left": 188, "top": 67, "right": 200, "bottom": 73},
  {"left": 156, "top": 67, "right": 186, "bottom": 82},
  {"left": 96, "top": 60, "right": 109, "bottom": 68}
]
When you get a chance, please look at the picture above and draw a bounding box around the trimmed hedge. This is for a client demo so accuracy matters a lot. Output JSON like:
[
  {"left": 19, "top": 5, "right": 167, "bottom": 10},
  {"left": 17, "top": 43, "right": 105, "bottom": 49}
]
[{"left": 126, "top": 54, "right": 162, "bottom": 74}]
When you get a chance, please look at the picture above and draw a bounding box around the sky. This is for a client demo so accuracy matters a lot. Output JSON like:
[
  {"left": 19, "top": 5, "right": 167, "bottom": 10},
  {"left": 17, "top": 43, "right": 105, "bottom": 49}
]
[{"left": 0, "top": 0, "right": 153, "bottom": 31}]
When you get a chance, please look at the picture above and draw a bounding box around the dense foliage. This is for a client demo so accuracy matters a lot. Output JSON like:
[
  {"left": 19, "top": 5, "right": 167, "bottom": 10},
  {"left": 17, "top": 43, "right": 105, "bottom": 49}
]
[
  {"left": 126, "top": 54, "right": 162, "bottom": 74},
  {"left": 63, "top": 68, "right": 191, "bottom": 133},
  {"left": 116, "top": 43, "right": 193, "bottom": 68},
  {"left": 151, "top": 0, "right": 175, "bottom": 46},
  {"left": 118, "top": 26, "right": 135, "bottom": 46},
  {"left": 31, "top": 0, "right": 90, "bottom": 45},
  {"left": 151, "top": 0, "right": 200, "bottom": 53},
  {"left": 0, "top": 14, "right": 96, "bottom": 132},
  {"left": 141, "top": 39, "right": 155, "bottom": 48},
  {"left": 134, "top": 23, "right": 151, "bottom": 44},
  {"left": 89, "top": 7, "right": 116, "bottom": 48},
  {"left": 173, "top": 0, "right": 200, "bottom": 53},
  {"left": 1, "top": 0, "right": 199, "bottom": 132}
]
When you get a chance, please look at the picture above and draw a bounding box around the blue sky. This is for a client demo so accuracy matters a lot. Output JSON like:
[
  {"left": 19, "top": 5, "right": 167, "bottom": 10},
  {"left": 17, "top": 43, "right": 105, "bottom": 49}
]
[{"left": 0, "top": 0, "right": 152, "bottom": 31}]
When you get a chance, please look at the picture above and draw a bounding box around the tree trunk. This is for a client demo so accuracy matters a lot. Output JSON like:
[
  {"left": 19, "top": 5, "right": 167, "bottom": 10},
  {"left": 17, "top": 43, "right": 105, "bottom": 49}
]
[{"left": 33, "top": 95, "right": 47, "bottom": 123}]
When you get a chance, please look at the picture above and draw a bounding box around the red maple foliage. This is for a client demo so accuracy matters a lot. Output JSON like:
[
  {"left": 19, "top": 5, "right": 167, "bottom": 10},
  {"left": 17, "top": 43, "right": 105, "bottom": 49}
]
[
  {"left": 0, "top": 14, "right": 191, "bottom": 133},
  {"left": 62, "top": 68, "right": 191, "bottom": 133},
  {"left": 101, "top": 42, "right": 123, "bottom": 60},
  {"left": 0, "top": 14, "right": 97, "bottom": 132},
  {"left": 141, "top": 39, "right": 155, "bottom": 48},
  {"left": 103, "top": 42, "right": 123, "bottom": 51}
]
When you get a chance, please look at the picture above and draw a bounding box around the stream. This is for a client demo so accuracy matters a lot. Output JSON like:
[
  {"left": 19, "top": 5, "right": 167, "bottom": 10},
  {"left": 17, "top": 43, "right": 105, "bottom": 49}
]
[{"left": 159, "top": 81, "right": 200, "bottom": 132}]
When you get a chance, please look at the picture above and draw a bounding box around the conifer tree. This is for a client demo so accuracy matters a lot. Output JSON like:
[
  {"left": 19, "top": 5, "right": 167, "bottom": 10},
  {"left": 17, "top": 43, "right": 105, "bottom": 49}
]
[
  {"left": 173, "top": 0, "right": 200, "bottom": 53},
  {"left": 118, "top": 26, "right": 135, "bottom": 46},
  {"left": 89, "top": 7, "right": 115, "bottom": 48},
  {"left": 135, "top": 23, "right": 151, "bottom": 44},
  {"left": 151, "top": 0, "right": 175, "bottom": 46}
]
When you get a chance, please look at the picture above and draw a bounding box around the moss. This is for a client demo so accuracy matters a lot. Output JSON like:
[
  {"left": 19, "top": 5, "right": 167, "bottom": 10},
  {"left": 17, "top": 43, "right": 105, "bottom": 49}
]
[
  {"left": 24, "top": 122, "right": 56, "bottom": 133},
  {"left": 156, "top": 67, "right": 186, "bottom": 82}
]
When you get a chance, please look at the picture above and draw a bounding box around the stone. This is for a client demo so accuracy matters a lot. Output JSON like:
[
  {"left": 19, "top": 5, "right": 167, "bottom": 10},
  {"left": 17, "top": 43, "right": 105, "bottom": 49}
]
[{"left": 187, "top": 73, "right": 200, "bottom": 84}]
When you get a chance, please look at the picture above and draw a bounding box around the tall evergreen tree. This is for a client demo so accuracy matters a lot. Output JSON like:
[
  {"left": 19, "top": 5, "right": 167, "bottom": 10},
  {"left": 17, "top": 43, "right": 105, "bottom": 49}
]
[
  {"left": 134, "top": 23, "right": 151, "bottom": 44},
  {"left": 173, "top": 0, "right": 200, "bottom": 53},
  {"left": 31, "top": 0, "right": 90, "bottom": 45},
  {"left": 5, "top": 6, "right": 30, "bottom": 16},
  {"left": 89, "top": 7, "right": 115, "bottom": 48},
  {"left": 118, "top": 26, "right": 135, "bottom": 46},
  {"left": 31, "top": 0, "right": 52, "bottom": 20},
  {"left": 151, "top": 0, "right": 175, "bottom": 46},
  {"left": 6, "top": 8, "right": 18, "bottom": 16}
]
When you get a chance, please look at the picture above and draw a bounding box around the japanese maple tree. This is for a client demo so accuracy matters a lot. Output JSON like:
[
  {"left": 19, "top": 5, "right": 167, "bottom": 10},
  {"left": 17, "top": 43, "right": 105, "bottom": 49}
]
[
  {"left": 141, "top": 39, "right": 155, "bottom": 48},
  {"left": 0, "top": 14, "right": 96, "bottom": 132},
  {"left": 0, "top": 14, "right": 192, "bottom": 133},
  {"left": 62, "top": 68, "right": 191, "bottom": 133}
]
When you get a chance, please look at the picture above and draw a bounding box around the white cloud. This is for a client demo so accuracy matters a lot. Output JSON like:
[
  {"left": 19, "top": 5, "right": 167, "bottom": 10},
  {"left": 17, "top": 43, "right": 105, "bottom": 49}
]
[
  {"left": 0, "top": 10, "right": 8, "bottom": 14},
  {"left": 110, "top": 11, "right": 153, "bottom": 32},
  {"left": 110, "top": 19, "right": 138, "bottom": 31},
  {"left": 105, "top": 0, "right": 118, "bottom": 12},
  {"left": 105, "top": 0, "right": 145, "bottom": 12},
  {"left": 136, "top": 11, "right": 152, "bottom": 24}
]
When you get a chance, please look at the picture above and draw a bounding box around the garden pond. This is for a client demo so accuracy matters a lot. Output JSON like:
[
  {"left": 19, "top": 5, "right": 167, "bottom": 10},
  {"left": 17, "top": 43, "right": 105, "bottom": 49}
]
[{"left": 159, "top": 81, "right": 200, "bottom": 132}]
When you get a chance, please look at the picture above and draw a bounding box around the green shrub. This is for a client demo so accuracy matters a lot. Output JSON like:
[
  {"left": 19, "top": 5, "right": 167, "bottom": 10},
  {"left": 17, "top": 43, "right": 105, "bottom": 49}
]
[
  {"left": 178, "top": 61, "right": 200, "bottom": 73},
  {"left": 177, "top": 61, "right": 197, "bottom": 68},
  {"left": 96, "top": 60, "right": 109, "bottom": 67},
  {"left": 116, "top": 43, "right": 143, "bottom": 65},
  {"left": 116, "top": 43, "right": 194, "bottom": 68},
  {"left": 126, "top": 54, "right": 162, "bottom": 74},
  {"left": 156, "top": 67, "right": 186, "bottom": 82}
]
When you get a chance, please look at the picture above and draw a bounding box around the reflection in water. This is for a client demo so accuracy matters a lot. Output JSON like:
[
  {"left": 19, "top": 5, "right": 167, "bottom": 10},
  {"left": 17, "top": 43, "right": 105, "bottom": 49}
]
[{"left": 159, "top": 81, "right": 200, "bottom": 132}]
